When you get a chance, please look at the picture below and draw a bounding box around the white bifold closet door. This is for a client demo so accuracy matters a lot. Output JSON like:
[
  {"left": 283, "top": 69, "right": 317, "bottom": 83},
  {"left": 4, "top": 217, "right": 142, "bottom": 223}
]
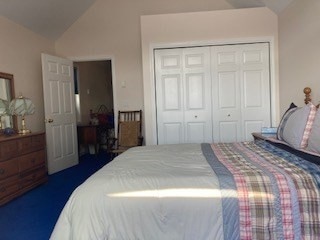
[
  {"left": 155, "top": 47, "right": 213, "bottom": 144},
  {"left": 211, "top": 43, "right": 271, "bottom": 143},
  {"left": 155, "top": 43, "right": 271, "bottom": 144}
]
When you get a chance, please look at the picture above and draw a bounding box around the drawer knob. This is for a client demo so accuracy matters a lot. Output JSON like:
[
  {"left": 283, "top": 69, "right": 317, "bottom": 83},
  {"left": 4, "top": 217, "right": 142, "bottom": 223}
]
[
  {"left": 0, "top": 187, "right": 5, "bottom": 192},
  {"left": 0, "top": 169, "right": 5, "bottom": 175}
]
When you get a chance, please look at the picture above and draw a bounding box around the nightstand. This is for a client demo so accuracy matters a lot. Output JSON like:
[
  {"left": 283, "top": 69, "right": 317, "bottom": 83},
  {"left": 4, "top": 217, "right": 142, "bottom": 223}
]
[{"left": 252, "top": 132, "right": 277, "bottom": 142}]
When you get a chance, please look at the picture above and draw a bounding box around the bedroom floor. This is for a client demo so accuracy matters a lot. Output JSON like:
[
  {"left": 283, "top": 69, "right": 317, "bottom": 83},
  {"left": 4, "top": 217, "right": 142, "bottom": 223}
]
[{"left": 0, "top": 151, "right": 111, "bottom": 240}]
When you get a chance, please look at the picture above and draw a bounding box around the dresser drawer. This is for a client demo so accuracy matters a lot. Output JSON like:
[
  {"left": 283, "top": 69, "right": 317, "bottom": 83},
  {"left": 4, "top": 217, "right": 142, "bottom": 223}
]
[
  {"left": 18, "top": 137, "right": 32, "bottom": 153},
  {"left": 30, "top": 134, "right": 45, "bottom": 149},
  {"left": 18, "top": 134, "right": 45, "bottom": 155},
  {"left": 0, "top": 140, "right": 18, "bottom": 161},
  {"left": 0, "top": 158, "right": 19, "bottom": 180},
  {"left": 0, "top": 132, "right": 46, "bottom": 206},
  {"left": 19, "top": 150, "right": 46, "bottom": 172},
  {"left": 0, "top": 177, "right": 20, "bottom": 200},
  {"left": 20, "top": 167, "right": 47, "bottom": 189}
]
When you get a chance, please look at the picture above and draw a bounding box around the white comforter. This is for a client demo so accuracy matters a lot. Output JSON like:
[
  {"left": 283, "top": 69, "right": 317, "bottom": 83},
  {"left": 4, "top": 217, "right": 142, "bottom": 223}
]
[{"left": 50, "top": 144, "right": 224, "bottom": 240}]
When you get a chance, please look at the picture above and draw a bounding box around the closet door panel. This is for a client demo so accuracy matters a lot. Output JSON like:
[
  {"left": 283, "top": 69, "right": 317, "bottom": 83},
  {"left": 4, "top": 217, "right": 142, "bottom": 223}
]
[
  {"left": 241, "top": 43, "right": 271, "bottom": 140},
  {"left": 163, "top": 123, "right": 183, "bottom": 144},
  {"left": 183, "top": 47, "right": 212, "bottom": 143},
  {"left": 162, "top": 75, "right": 181, "bottom": 110},
  {"left": 155, "top": 47, "right": 212, "bottom": 144},
  {"left": 243, "top": 71, "right": 263, "bottom": 108},
  {"left": 155, "top": 49, "right": 184, "bottom": 144},
  {"left": 243, "top": 49, "right": 263, "bottom": 64},
  {"left": 219, "top": 122, "right": 239, "bottom": 143},
  {"left": 218, "top": 72, "right": 237, "bottom": 108},
  {"left": 186, "top": 73, "right": 205, "bottom": 109},
  {"left": 212, "top": 43, "right": 270, "bottom": 143},
  {"left": 217, "top": 51, "right": 238, "bottom": 67},
  {"left": 186, "top": 122, "right": 206, "bottom": 143},
  {"left": 211, "top": 46, "right": 241, "bottom": 143},
  {"left": 244, "top": 120, "right": 264, "bottom": 141}
]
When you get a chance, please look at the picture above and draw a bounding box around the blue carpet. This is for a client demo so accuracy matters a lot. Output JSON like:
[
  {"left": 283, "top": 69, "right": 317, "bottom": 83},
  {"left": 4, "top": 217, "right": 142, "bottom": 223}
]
[{"left": 0, "top": 152, "right": 111, "bottom": 240}]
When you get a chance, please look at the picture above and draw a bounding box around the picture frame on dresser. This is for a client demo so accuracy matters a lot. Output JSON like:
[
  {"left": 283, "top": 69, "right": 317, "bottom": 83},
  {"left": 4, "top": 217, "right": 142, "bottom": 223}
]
[{"left": 0, "top": 72, "right": 17, "bottom": 131}]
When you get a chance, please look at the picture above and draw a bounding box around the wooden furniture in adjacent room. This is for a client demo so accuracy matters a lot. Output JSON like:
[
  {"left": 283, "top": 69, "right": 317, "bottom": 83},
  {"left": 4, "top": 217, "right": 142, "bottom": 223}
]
[
  {"left": 77, "top": 125, "right": 99, "bottom": 154},
  {"left": 0, "top": 132, "right": 47, "bottom": 206},
  {"left": 108, "top": 110, "right": 143, "bottom": 158}
]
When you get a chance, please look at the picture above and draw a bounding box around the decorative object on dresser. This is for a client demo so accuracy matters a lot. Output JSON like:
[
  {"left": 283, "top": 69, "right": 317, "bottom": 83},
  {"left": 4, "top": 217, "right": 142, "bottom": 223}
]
[
  {"left": 0, "top": 132, "right": 47, "bottom": 206},
  {"left": 9, "top": 95, "right": 35, "bottom": 134},
  {"left": 0, "top": 98, "right": 9, "bottom": 131},
  {"left": 0, "top": 72, "right": 16, "bottom": 130}
]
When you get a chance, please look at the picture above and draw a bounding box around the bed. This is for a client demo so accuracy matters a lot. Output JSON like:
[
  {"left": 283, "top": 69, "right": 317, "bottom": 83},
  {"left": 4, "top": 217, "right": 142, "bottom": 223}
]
[{"left": 50, "top": 88, "right": 320, "bottom": 240}]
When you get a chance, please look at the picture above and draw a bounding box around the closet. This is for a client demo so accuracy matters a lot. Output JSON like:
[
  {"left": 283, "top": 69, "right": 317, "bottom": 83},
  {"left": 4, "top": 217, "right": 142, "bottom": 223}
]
[{"left": 155, "top": 43, "right": 271, "bottom": 144}]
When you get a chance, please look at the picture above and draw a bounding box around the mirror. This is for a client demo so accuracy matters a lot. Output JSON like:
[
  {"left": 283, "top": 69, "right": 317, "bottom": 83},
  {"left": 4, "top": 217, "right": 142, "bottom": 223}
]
[{"left": 0, "top": 72, "right": 16, "bottom": 130}]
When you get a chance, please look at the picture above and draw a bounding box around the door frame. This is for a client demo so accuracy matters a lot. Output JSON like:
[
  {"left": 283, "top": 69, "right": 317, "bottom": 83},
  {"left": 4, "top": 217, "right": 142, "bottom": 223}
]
[{"left": 146, "top": 37, "right": 278, "bottom": 145}]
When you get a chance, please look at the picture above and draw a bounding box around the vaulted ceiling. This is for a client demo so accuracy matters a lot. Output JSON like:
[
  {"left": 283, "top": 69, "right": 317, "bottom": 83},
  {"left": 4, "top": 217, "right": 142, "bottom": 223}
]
[
  {"left": 225, "top": 0, "right": 295, "bottom": 14},
  {"left": 0, "top": 0, "right": 294, "bottom": 40},
  {"left": 0, "top": 0, "right": 97, "bottom": 40}
]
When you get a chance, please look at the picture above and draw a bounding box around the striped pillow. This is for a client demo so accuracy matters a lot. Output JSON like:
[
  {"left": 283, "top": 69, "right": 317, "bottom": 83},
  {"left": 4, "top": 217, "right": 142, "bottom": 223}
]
[
  {"left": 307, "top": 109, "right": 320, "bottom": 153},
  {"left": 301, "top": 103, "right": 317, "bottom": 148},
  {"left": 277, "top": 102, "right": 316, "bottom": 149}
]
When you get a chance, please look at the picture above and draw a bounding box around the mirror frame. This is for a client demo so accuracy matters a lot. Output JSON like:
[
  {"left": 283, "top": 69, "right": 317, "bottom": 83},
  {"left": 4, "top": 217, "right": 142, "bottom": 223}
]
[{"left": 0, "top": 72, "right": 17, "bottom": 131}]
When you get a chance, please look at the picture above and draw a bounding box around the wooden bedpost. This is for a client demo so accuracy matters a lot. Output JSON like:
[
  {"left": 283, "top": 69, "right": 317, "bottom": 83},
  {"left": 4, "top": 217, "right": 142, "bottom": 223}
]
[{"left": 304, "top": 87, "right": 311, "bottom": 104}]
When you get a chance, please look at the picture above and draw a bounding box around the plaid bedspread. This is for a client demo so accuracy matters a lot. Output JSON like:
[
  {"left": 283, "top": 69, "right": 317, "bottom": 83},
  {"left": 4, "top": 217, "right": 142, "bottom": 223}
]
[{"left": 202, "top": 141, "right": 320, "bottom": 240}]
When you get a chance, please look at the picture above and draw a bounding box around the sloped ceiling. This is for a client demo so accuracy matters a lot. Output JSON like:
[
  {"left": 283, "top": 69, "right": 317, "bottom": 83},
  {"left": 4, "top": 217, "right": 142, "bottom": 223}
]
[
  {"left": 0, "top": 0, "right": 294, "bottom": 41},
  {"left": 226, "top": 0, "right": 295, "bottom": 14},
  {"left": 0, "top": 0, "right": 97, "bottom": 40}
]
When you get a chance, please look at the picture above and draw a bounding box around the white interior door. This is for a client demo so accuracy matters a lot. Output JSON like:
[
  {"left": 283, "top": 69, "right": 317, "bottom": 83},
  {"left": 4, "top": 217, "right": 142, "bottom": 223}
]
[
  {"left": 155, "top": 47, "right": 212, "bottom": 144},
  {"left": 41, "top": 53, "right": 79, "bottom": 174}
]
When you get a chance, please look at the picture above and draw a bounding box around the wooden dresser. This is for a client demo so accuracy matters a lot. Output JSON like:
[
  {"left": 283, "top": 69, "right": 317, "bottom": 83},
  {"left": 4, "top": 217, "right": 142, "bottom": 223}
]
[{"left": 0, "top": 132, "right": 47, "bottom": 206}]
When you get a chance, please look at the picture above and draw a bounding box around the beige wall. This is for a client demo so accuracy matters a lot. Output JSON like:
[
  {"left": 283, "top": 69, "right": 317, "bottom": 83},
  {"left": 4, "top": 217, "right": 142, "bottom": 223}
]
[
  {"left": 3, "top": 1, "right": 302, "bottom": 141},
  {"left": 141, "top": 7, "right": 279, "bottom": 144},
  {"left": 279, "top": 0, "right": 320, "bottom": 114},
  {"left": 54, "top": 0, "right": 233, "bottom": 125},
  {"left": 0, "top": 16, "right": 55, "bottom": 133},
  {"left": 74, "top": 61, "right": 113, "bottom": 124}
]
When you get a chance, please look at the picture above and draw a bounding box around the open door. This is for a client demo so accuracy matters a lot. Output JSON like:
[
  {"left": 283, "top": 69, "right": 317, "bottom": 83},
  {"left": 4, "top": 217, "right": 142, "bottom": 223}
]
[{"left": 41, "top": 53, "right": 79, "bottom": 174}]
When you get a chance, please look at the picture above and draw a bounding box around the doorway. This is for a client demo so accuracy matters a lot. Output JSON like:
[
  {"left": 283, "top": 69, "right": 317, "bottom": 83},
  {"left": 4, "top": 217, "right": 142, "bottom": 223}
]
[{"left": 74, "top": 60, "right": 115, "bottom": 154}]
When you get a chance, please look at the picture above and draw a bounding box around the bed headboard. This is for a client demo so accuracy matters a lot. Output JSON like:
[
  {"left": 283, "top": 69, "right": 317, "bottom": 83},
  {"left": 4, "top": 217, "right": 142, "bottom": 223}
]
[{"left": 304, "top": 87, "right": 320, "bottom": 108}]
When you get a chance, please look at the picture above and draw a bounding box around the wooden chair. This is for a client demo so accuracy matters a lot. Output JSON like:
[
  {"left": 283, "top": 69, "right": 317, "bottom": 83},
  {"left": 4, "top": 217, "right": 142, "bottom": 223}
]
[{"left": 107, "top": 110, "right": 143, "bottom": 158}]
